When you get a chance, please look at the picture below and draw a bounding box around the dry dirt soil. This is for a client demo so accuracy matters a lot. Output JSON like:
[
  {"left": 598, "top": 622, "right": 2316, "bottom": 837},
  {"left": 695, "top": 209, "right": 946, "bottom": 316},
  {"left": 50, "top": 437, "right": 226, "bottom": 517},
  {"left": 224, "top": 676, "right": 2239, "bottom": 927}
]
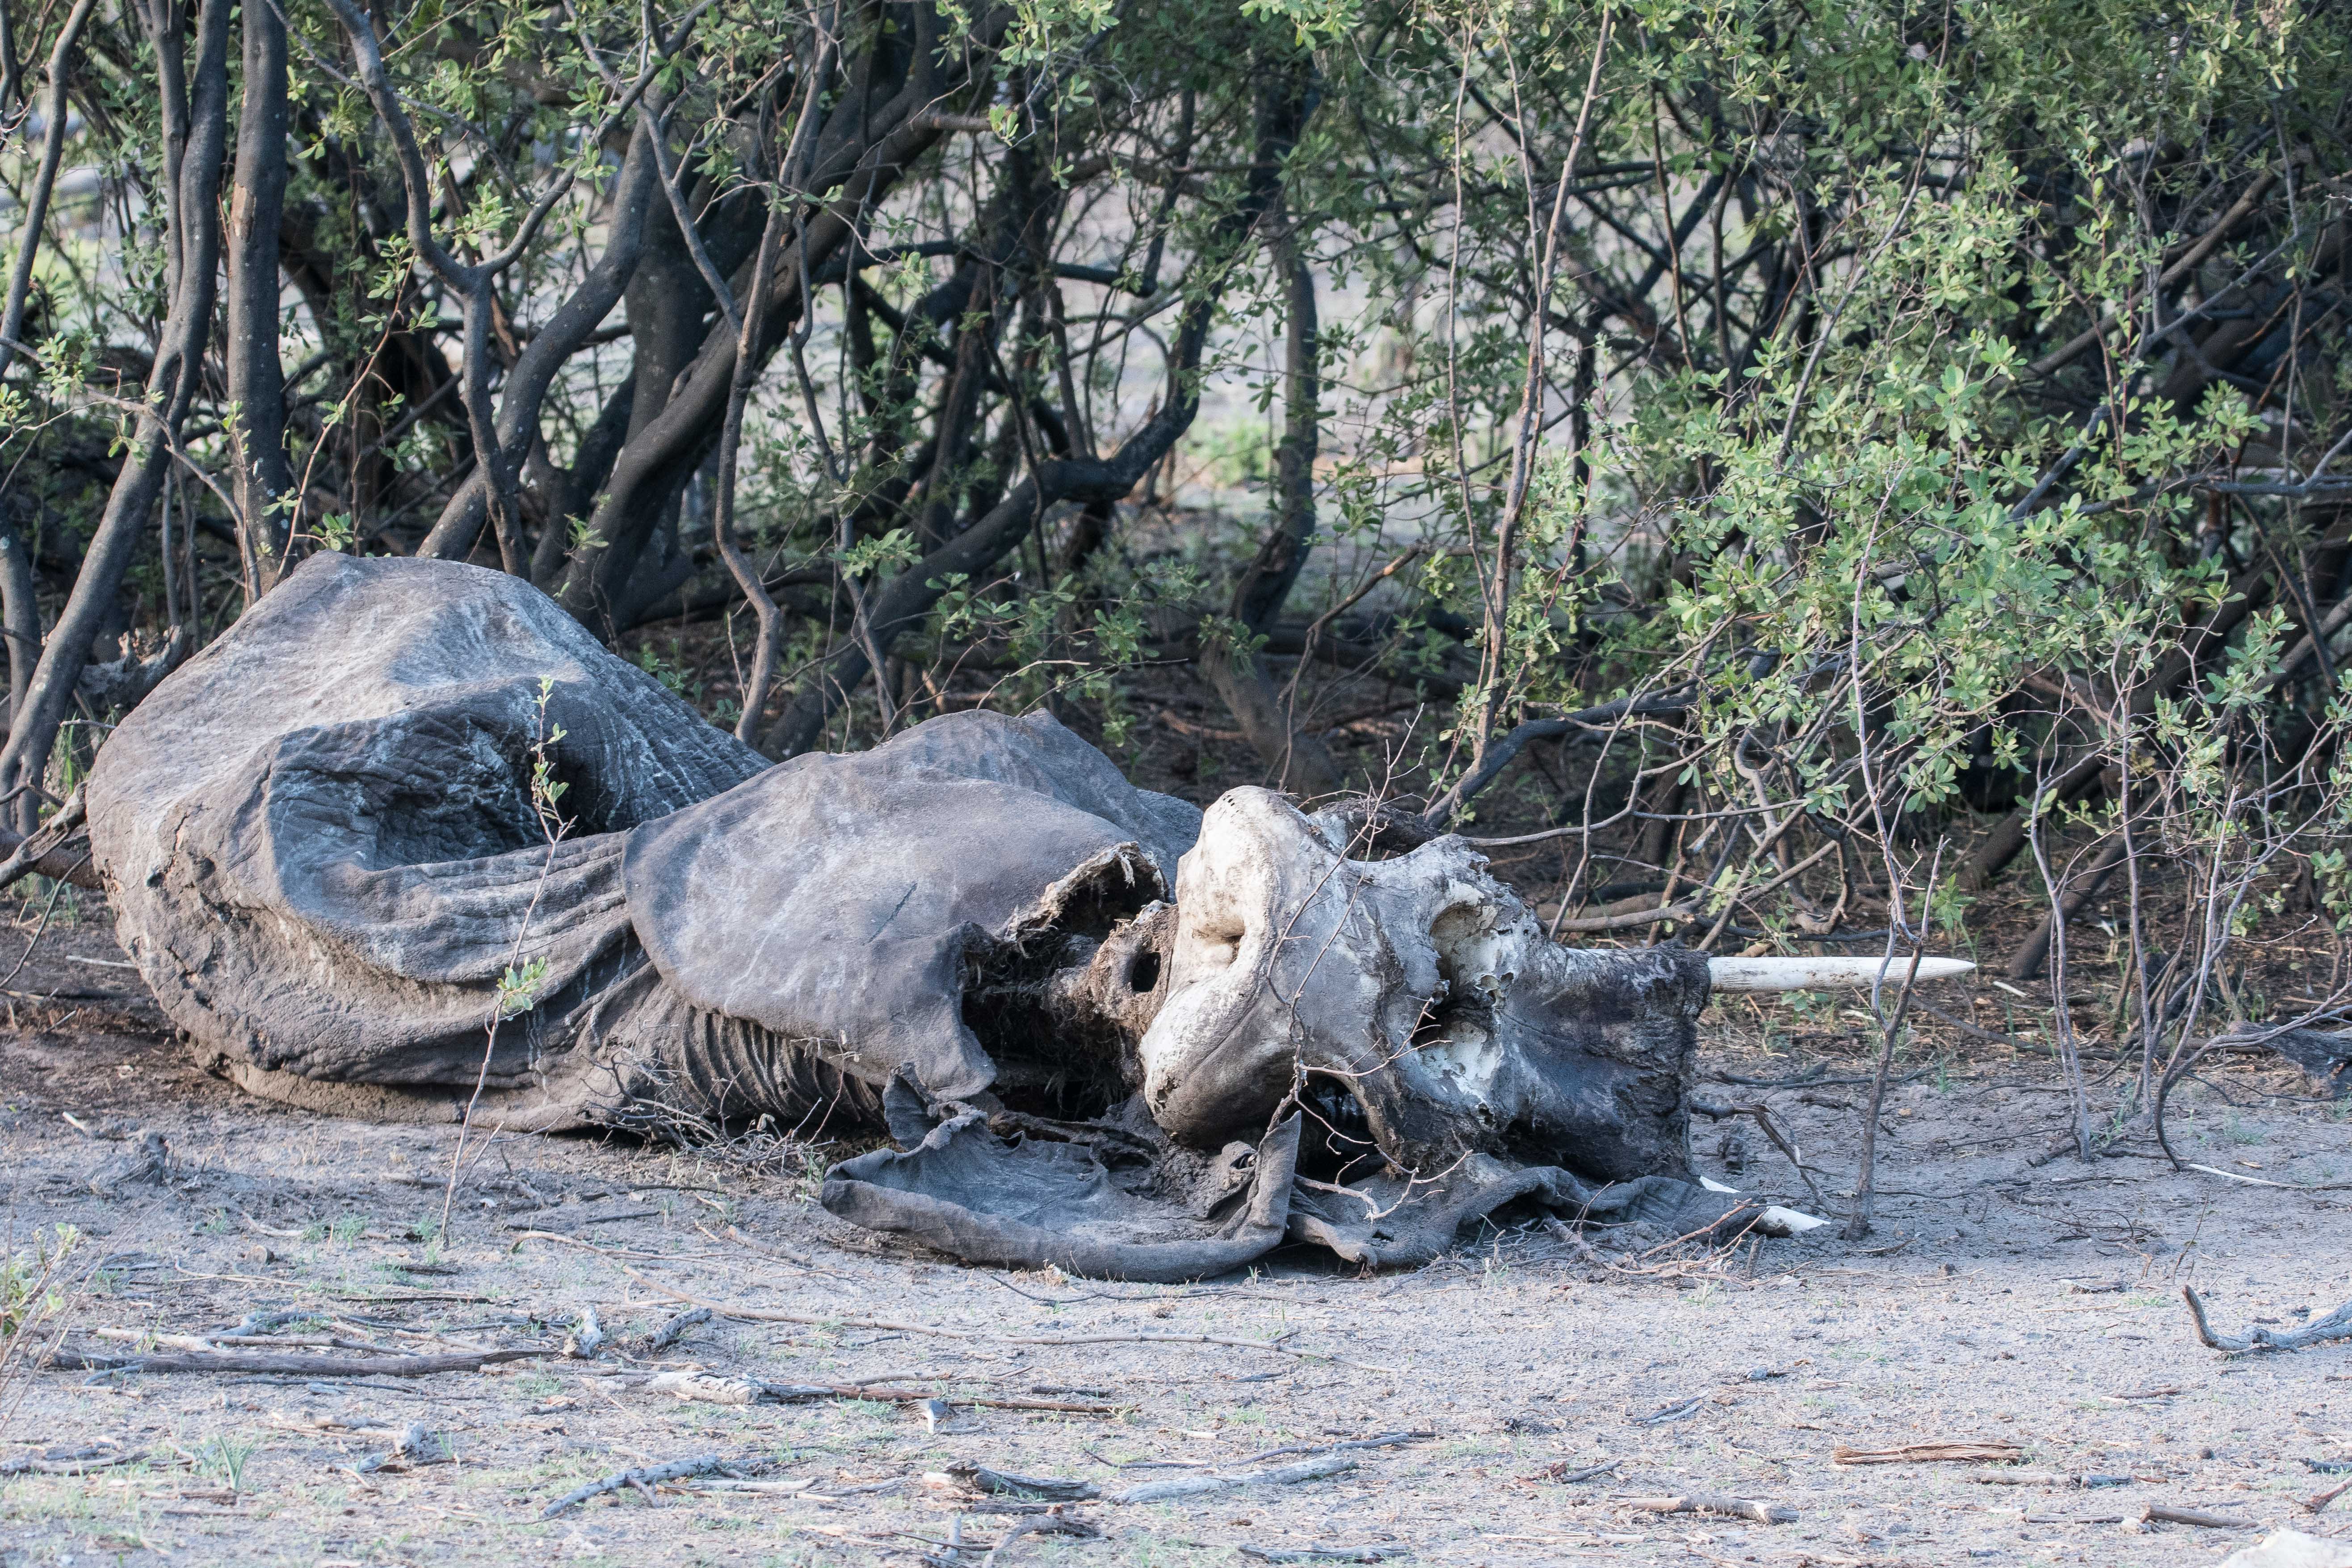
[{"left": 0, "top": 909, "right": 2348, "bottom": 1568}]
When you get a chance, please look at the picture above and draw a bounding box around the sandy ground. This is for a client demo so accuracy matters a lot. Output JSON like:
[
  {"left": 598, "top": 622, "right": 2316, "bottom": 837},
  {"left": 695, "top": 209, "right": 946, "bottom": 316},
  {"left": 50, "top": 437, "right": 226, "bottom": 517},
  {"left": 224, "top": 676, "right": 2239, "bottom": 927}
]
[{"left": 0, "top": 911, "right": 2348, "bottom": 1568}]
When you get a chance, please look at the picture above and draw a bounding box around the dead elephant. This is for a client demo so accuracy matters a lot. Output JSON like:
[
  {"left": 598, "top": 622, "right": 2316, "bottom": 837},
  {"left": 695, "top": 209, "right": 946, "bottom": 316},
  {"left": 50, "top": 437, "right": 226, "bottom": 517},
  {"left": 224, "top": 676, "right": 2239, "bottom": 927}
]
[{"left": 84, "top": 555, "right": 1933, "bottom": 1279}]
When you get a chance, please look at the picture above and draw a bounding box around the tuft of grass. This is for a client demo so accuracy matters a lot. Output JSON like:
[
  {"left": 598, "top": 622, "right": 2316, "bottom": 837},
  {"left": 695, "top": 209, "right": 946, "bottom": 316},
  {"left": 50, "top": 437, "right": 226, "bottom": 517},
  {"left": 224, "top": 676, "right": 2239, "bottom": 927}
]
[{"left": 197, "top": 1432, "right": 261, "bottom": 1493}]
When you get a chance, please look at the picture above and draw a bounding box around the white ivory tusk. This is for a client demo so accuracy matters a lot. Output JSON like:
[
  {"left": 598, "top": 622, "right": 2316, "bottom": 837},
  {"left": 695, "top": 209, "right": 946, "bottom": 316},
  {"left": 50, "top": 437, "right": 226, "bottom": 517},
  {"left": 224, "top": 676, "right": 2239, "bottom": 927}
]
[
  {"left": 1695, "top": 1177, "right": 1827, "bottom": 1236},
  {"left": 1705, "top": 954, "right": 1975, "bottom": 992}
]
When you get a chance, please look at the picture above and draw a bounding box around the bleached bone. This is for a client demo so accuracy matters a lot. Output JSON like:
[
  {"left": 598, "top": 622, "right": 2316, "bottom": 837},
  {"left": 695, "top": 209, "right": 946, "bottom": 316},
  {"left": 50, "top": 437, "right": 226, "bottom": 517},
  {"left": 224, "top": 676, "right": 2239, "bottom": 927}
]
[
  {"left": 1707, "top": 955, "right": 1974, "bottom": 992},
  {"left": 1700, "top": 1178, "right": 1829, "bottom": 1236}
]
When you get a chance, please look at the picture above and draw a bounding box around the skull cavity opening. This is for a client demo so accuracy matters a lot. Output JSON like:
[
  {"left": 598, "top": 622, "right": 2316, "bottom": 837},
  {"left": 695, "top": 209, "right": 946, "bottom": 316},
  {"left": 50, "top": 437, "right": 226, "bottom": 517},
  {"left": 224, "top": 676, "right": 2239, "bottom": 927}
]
[
  {"left": 1406, "top": 899, "right": 1520, "bottom": 1113},
  {"left": 960, "top": 851, "right": 1173, "bottom": 1119}
]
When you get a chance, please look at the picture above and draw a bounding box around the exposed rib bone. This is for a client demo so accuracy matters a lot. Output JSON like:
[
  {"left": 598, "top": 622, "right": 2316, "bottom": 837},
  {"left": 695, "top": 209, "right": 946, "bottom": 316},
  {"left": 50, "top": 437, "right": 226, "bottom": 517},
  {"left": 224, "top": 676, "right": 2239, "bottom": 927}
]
[{"left": 1706, "top": 955, "right": 1975, "bottom": 992}]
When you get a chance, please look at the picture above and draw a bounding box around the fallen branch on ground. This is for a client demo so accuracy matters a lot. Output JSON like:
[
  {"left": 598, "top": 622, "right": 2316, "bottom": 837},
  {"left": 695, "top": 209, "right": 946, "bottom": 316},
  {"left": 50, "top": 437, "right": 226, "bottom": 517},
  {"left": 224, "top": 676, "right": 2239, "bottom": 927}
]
[
  {"left": 1233, "top": 1430, "right": 1432, "bottom": 1465},
  {"left": 46, "top": 1346, "right": 554, "bottom": 1377},
  {"left": 1834, "top": 1441, "right": 2024, "bottom": 1465},
  {"left": 1109, "top": 1454, "right": 1355, "bottom": 1505},
  {"left": 2307, "top": 1475, "right": 2352, "bottom": 1514},
  {"left": 948, "top": 1463, "right": 1098, "bottom": 1501},
  {"left": 643, "top": 1369, "right": 1117, "bottom": 1414},
  {"left": 1529, "top": 1458, "right": 1621, "bottom": 1484},
  {"left": 540, "top": 1453, "right": 747, "bottom": 1517},
  {"left": 2144, "top": 1503, "right": 2253, "bottom": 1528},
  {"left": 2182, "top": 1286, "right": 2352, "bottom": 1353},
  {"left": 1621, "top": 1492, "right": 1798, "bottom": 1524},
  {"left": 979, "top": 1513, "right": 1101, "bottom": 1565},
  {"left": 0, "top": 1446, "right": 144, "bottom": 1476},
  {"left": 1964, "top": 1471, "right": 2137, "bottom": 1488},
  {"left": 635, "top": 1305, "right": 710, "bottom": 1354}
]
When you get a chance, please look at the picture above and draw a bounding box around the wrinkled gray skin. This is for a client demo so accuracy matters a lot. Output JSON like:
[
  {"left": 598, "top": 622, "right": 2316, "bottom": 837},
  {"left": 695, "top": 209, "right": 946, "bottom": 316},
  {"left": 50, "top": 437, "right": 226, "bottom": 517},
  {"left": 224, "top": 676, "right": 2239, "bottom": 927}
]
[{"left": 88, "top": 555, "right": 1743, "bottom": 1280}]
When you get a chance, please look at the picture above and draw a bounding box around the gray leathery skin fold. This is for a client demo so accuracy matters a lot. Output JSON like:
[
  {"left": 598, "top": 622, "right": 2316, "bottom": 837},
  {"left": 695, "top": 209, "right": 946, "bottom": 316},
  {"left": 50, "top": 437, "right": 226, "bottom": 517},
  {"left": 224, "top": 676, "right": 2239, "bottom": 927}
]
[
  {"left": 88, "top": 553, "right": 763, "bottom": 1123},
  {"left": 621, "top": 706, "right": 1200, "bottom": 1105}
]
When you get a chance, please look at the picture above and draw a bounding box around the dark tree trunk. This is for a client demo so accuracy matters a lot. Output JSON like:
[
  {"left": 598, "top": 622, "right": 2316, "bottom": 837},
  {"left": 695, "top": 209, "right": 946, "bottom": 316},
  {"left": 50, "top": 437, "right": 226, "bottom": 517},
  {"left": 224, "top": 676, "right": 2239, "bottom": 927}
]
[
  {"left": 416, "top": 124, "right": 660, "bottom": 564},
  {"left": 761, "top": 63, "right": 1312, "bottom": 759},
  {"left": 0, "top": 0, "right": 230, "bottom": 813},
  {"left": 0, "top": 511, "right": 38, "bottom": 835},
  {"left": 1199, "top": 65, "right": 1340, "bottom": 796},
  {"left": 553, "top": 5, "right": 978, "bottom": 636},
  {"left": 226, "top": 0, "right": 292, "bottom": 600}
]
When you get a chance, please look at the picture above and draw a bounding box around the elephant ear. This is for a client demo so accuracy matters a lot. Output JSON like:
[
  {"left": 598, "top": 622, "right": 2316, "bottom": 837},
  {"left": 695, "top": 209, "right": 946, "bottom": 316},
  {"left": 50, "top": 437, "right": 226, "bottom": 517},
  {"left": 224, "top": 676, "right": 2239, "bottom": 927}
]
[{"left": 622, "top": 709, "right": 1202, "bottom": 1104}]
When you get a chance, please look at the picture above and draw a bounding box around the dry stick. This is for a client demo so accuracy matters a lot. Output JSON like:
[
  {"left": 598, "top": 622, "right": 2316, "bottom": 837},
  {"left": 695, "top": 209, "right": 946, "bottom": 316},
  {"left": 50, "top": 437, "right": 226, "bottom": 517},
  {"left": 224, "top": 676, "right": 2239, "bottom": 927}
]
[
  {"left": 1907, "top": 1000, "right": 2124, "bottom": 1059},
  {"left": 1445, "top": 8, "right": 1614, "bottom": 815},
  {"left": 639, "top": 1305, "right": 710, "bottom": 1354},
  {"left": 1833, "top": 1442, "right": 2023, "bottom": 1465},
  {"left": 0, "top": 877, "right": 65, "bottom": 993},
  {"left": 652, "top": 1372, "right": 1117, "bottom": 1415},
  {"left": 44, "top": 1347, "right": 554, "bottom": 1377},
  {"left": 764, "top": 1383, "right": 1116, "bottom": 1416},
  {"left": 2180, "top": 1285, "right": 2352, "bottom": 1353},
  {"left": 980, "top": 1517, "right": 1043, "bottom": 1567},
  {"left": 541, "top": 1453, "right": 739, "bottom": 1518},
  {"left": 441, "top": 685, "right": 569, "bottom": 1236},
  {"left": 2309, "top": 1474, "right": 2352, "bottom": 1515},
  {"left": 1539, "top": 1459, "right": 1621, "bottom": 1484},
  {"left": 1233, "top": 1430, "right": 1432, "bottom": 1466},
  {"left": 1110, "top": 1454, "right": 1355, "bottom": 1505},
  {"left": 1621, "top": 1492, "right": 1797, "bottom": 1525},
  {"left": 2026, "top": 815, "right": 2096, "bottom": 1156},
  {"left": 613, "top": 1266, "right": 1396, "bottom": 1372},
  {"left": 2143, "top": 1504, "right": 2253, "bottom": 1529},
  {"left": 0, "top": 1448, "right": 146, "bottom": 1476}
]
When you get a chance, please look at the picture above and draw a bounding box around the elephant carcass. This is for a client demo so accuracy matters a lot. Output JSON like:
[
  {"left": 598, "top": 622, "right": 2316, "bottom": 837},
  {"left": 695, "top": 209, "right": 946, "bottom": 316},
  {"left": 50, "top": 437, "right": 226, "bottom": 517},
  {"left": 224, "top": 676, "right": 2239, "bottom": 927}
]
[{"left": 85, "top": 553, "right": 1777, "bottom": 1279}]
